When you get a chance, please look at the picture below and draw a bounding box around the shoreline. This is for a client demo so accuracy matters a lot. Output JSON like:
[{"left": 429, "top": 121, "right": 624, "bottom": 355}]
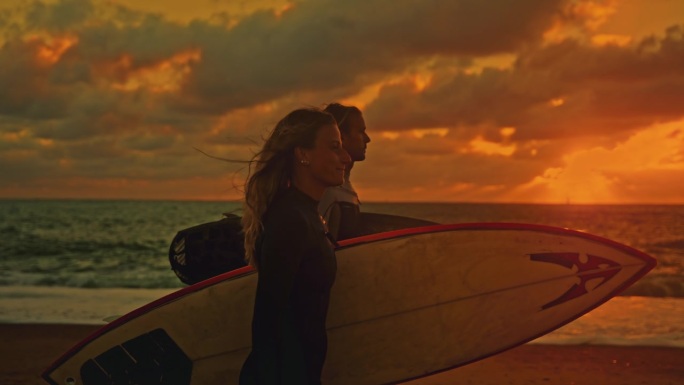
[{"left": 4, "top": 323, "right": 683, "bottom": 385}]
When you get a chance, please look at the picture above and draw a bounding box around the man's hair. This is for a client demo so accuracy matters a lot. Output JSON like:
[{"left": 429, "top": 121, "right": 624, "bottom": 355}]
[{"left": 323, "top": 103, "right": 361, "bottom": 136}]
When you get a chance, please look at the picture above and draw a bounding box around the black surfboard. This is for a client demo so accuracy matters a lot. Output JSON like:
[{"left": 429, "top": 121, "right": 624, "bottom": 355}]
[{"left": 168, "top": 212, "right": 437, "bottom": 285}]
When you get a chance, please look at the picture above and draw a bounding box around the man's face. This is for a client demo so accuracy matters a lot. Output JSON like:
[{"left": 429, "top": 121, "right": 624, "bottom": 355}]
[{"left": 342, "top": 112, "right": 371, "bottom": 162}]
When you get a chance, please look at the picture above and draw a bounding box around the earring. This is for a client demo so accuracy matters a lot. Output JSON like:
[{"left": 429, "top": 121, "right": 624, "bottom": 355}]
[{"left": 300, "top": 159, "right": 310, "bottom": 165}]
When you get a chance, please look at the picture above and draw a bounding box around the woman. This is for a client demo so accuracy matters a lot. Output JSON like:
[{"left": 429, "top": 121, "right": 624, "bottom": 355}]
[{"left": 240, "top": 108, "right": 351, "bottom": 385}]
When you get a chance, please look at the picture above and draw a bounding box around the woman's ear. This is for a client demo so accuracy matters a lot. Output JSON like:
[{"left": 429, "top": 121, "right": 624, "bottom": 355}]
[{"left": 294, "top": 147, "right": 310, "bottom": 166}]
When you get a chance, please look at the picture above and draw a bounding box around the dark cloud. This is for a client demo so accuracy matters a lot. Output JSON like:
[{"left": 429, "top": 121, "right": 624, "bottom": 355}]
[
  {"left": 365, "top": 69, "right": 536, "bottom": 133},
  {"left": 365, "top": 24, "right": 684, "bottom": 145},
  {"left": 0, "top": 39, "right": 72, "bottom": 119},
  {"left": 25, "top": 0, "right": 95, "bottom": 31},
  {"left": 173, "top": 0, "right": 567, "bottom": 112},
  {"left": 0, "top": 0, "right": 571, "bottom": 126}
]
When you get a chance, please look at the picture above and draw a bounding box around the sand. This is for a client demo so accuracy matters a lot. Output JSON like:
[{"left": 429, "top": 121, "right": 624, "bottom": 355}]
[{"left": 3, "top": 323, "right": 682, "bottom": 385}]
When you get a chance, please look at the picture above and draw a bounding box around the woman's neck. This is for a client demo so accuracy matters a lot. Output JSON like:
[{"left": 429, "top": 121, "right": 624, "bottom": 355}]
[{"left": 291, "top": 177, "right": 326, "bottom": 201}]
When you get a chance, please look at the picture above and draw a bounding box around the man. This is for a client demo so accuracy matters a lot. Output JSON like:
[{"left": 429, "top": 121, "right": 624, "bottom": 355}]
[{"left": 319, "top": 103, "right": 371, "bottom": 240}]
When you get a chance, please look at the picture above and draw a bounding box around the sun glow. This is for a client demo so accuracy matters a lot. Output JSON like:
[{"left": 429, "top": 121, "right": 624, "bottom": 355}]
[{"left": 514, "top": 120, "right": 684, "bottom": 203}]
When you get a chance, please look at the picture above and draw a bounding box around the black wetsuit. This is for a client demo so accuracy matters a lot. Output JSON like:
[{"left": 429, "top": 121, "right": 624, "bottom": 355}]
[{"left": 240, "top": 187, "right": 337, "bottom": 385}]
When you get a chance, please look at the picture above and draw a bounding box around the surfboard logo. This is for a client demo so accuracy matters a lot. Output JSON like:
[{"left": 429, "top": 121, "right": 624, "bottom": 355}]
[{"left": 530, "top": 252, "right": 621, "bottom": 310}]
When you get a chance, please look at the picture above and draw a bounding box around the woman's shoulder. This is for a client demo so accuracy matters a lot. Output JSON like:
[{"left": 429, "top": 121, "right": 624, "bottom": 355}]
[{"left": 263, "top": 190, "right": 316, "bottom": 228}]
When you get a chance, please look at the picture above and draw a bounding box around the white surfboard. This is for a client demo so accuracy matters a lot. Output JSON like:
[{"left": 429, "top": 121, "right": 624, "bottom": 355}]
[{"left": 43, "top": 223, "right": 655, "bottom": 385}]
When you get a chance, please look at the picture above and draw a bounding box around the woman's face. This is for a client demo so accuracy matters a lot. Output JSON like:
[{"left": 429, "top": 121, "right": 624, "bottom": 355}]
[
  {"left": 342, "top": 112, "right": 371, "bottom": 162},
  {"left": 300, "top": 123, "right": 351, "bottom": 187}
]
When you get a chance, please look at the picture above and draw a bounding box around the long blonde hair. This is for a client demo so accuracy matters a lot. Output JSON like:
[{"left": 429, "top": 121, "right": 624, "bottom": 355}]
[{"left": 242, "top": 108, "right": 336, "bottom": 268}]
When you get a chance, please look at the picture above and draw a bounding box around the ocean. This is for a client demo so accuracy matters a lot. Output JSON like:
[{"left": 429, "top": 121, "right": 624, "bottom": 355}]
[{"left": 0, "top": 200, "right": 682, "bottom": 348}]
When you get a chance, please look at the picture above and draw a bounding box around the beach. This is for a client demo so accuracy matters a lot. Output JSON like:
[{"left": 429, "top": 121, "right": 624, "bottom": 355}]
[{"left": 5, "top": 323, "right": 682, "bottom": 385}]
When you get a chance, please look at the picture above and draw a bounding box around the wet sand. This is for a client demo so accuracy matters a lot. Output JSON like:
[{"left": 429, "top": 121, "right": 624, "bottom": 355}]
[{"left": 4, "top": 323, "right": 682, "bottom": 385}]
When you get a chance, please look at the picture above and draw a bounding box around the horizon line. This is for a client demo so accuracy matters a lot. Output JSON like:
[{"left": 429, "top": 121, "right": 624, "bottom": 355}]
[{"left": 1, "top": 197, "right": 682, "bottom": 206}]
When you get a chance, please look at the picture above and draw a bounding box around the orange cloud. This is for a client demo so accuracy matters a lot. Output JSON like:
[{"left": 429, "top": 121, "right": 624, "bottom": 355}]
[
  {"left": 30, "top": 34, "right": 79, "bottom": 65},
  {"left": 591, "top": 33, "right": 632, "bottom": 46},
  {"left": 464, "top": 127, "right": 517, "bottom": 156},
  {"left": 106, "top": 49, "right": 202, "bottom": 93},
  {"left": 544, "top": 0, "right": 618, "bottom": 42},
  {"left": 411, "top": 128, "right": 449, "bottom": 139},
  {"left": 569, "top": 0, "right": 618, "bottom": 31}
]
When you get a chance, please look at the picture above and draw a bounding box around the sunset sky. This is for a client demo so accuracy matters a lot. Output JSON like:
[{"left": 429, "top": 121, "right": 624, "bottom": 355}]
[{"left": 1, "top": 0, "right": 683, "bottom": 203}]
